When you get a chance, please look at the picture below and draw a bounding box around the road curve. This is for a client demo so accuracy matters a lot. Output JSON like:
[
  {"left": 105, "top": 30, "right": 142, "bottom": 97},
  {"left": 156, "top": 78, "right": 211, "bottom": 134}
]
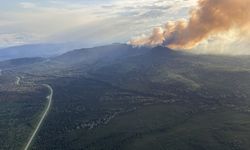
[
  {"left": 16, "top": 76, "right": 21, "bottom": 85},
  {"left": 24, "top": 84, "right": 53, "bottom": 150}
]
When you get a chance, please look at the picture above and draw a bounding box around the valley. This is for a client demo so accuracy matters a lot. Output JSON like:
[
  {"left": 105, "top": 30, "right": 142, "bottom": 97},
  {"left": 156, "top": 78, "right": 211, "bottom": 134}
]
[{"left": 1, "top": 44, "right": 250, "bottom": 149}]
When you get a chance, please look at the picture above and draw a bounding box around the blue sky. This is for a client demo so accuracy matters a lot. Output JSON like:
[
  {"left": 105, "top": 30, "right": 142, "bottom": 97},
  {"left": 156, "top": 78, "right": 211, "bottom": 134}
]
[{"left": 0, "top": 0, "right": 197, "bottom": 47}]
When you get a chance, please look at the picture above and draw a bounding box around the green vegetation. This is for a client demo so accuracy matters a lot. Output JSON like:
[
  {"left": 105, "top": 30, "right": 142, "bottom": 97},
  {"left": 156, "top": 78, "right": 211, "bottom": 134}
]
[
  {"left": 2, "top": 45, "right": 250, "bottom": 150},
  {"left": 0, "top": 74, "right": 48, "bottom": 150}
]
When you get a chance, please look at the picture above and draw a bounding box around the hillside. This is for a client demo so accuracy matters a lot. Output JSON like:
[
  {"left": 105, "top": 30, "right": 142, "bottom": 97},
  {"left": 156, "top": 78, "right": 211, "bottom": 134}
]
[{"left": 1, "top": 44, "right": 250, "bottom": 150}]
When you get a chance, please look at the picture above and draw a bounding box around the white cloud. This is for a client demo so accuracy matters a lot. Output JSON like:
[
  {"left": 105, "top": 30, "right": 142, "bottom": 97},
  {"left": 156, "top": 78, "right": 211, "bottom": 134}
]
[
  {"left": 0, "top": 0, "right": 198, "bottom": 47},
  {"left": 19, "top": 2, "right": 36, "bottom": 9}
]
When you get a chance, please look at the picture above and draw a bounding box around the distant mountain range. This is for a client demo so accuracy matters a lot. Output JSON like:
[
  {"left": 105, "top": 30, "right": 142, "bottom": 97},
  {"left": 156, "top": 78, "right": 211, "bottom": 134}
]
[
  {"left": 2, "top": 43, "right": 250, "bottom": 82},
  {"left": 2, "top": 43, "right": 250, "bottom": 72},
  {"left": 0, "top": 43, "right": 87, "bottom": 61}
]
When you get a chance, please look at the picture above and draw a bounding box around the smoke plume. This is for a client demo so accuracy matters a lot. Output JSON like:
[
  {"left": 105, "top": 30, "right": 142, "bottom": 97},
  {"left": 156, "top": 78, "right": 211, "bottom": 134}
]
[{"left": 130, "top": 0, "right": 250, "bottom": 50}]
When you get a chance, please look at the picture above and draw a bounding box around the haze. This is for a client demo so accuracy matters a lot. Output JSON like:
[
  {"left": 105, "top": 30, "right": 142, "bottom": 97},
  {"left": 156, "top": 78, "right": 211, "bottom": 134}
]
[{"left": 0, "top": 0, "right": 196, "bottom": 48}]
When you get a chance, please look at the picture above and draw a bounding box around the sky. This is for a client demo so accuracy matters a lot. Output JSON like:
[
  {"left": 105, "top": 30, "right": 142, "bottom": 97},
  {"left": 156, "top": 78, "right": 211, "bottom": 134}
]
[{"left": 0, "top": 0, "right": 197, "bottom": 48}]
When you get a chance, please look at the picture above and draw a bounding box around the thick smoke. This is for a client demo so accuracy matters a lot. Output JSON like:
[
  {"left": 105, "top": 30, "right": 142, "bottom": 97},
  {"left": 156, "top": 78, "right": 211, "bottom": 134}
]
[{"left": 130, "top": 0, "right": 250, "bottom": 50}]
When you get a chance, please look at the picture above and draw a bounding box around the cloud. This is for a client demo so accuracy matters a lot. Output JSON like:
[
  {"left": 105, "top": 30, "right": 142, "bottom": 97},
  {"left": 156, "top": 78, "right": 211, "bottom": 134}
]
[
  {"left": 0, "top": 0, "right": 197, "bottom": 47},
  {"left": 0, "top": 33, "right": 39, "bottom": 48},
  {"left": 19, "top": 2, "right": 36, "bottom": 9}
]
